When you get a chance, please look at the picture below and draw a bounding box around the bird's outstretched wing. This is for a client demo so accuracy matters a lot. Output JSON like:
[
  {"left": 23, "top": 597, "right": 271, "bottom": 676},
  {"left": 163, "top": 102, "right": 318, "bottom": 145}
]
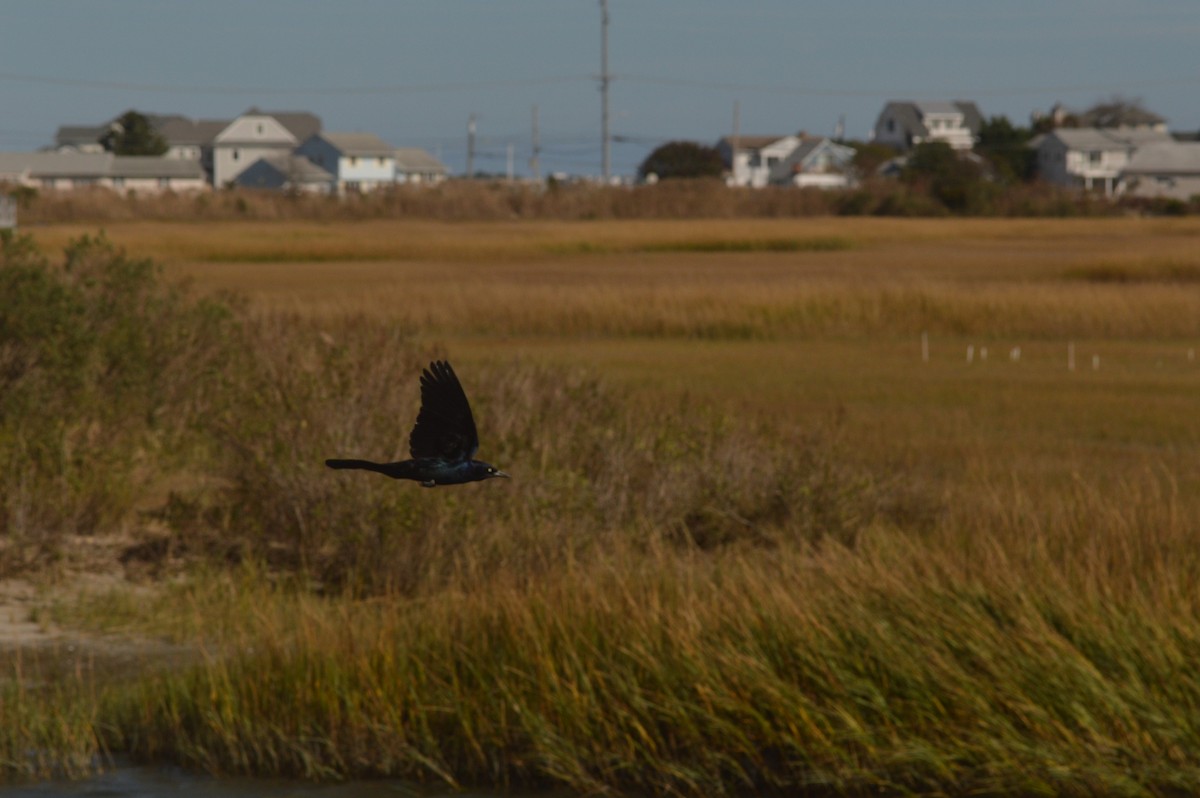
[{"left": 408, "top": 360, "right": 480, "bottom": 462}]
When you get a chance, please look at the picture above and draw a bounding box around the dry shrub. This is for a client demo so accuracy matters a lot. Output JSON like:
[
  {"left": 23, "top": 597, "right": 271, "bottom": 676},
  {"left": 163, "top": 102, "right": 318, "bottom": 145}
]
[
  {"left": 0, "top": 231, "right": 239, "bottom": 572},
  {"left": 196, "top": 322, "right": 891, "bottom": 594},
  {"left": 11, "top": 177, "right": 1125, "bottom": 226}
]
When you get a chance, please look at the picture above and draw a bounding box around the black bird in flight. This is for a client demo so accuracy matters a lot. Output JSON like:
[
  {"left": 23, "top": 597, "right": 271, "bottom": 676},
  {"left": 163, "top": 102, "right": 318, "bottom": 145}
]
[{"left": 326, "top": 360, "right": 510, "bottom": 487}]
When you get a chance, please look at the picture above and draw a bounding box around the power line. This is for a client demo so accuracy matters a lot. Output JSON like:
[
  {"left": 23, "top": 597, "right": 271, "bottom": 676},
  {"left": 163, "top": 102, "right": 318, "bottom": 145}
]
[
  {"left": 0, "top": 70, "right": 592, "bottom": 96},
  {"left": 616, "top": 73, "right": 1200, "bottom": 98}
]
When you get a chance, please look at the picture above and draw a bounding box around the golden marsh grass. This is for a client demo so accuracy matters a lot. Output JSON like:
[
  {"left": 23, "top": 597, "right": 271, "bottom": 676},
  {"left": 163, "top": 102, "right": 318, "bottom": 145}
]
[{"left": 5, "top": 217, "right": 1200, "bottom": 793}]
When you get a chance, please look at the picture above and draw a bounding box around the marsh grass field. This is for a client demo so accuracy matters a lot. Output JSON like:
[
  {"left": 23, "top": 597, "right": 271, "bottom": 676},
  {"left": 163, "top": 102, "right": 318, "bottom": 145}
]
[{"left": 4, "top": 214, "right": 1200, "bottom": 795}]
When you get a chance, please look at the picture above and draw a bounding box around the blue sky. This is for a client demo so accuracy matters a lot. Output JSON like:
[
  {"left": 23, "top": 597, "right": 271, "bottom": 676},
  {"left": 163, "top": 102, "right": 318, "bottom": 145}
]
[{"left": 1, "top": 1, "right": 1196, "bottom": 177}]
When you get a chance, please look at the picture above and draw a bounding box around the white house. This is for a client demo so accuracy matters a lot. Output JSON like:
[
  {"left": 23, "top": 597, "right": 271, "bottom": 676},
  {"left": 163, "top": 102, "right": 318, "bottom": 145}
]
[
  {"left": 1032, "top": 126, "right": 1174, "bottom": 196},
  {"left": 873, "top": 101, "right": 983, "bottom": 151},
  {"left": 1119, "top": 142, "right": 1200, "bottom": 201},
  {"left": 775, "top": 137, "right": 857, "bottom": 188},
  {"left": 296, "top": 132, "right": 395, "bottom": 193},
  {"left": 0, "top": 152, "right": 206, "bottom": 193},
  {"left": 393, "top": 147, "right": 448, "bottom": 184},
  {"left": 212, "top": 113, "right": 299, "bottom": 187},
  {"left": 717, "top": 135, "right": 800, "bottom": 187},
  {"left": 717, "top": 134, "right": 855, "bottom": 188}
]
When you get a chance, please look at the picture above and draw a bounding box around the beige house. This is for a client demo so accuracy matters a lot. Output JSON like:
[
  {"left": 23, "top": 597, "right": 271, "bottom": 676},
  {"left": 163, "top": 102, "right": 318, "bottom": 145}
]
[
  {"left": 0, "top": 152, "right": 206, "bottom": 193},
  {"left": 211, "top": 113, "right": 298, "bottom": 187},
  {"left": 393, "top": 147, "right": 448, "bottom": 184}
]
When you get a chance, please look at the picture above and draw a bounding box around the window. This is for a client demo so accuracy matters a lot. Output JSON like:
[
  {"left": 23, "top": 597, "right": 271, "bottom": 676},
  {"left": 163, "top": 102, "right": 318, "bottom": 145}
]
[
  {"left": 1088, "top": 151, "right": 1102, "bottom": 164},
  {"left": 233, "top": 149, "right": 240, "bottom": 161},
  {"left": 350, "top": 156, "right": 358, "bottom": 167},
  {"left": 887, "top": 119, "right": 895, "bottom": 133}
]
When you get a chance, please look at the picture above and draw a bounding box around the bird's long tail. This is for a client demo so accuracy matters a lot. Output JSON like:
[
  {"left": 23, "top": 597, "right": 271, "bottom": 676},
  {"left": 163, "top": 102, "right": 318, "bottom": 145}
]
[{"left": 325, "top": 459, "right": 390, "bottom": 473}]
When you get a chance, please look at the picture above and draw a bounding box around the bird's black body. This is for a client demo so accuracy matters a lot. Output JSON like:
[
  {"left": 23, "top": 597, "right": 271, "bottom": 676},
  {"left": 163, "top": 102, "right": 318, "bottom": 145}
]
[{"left": 326, "top": 360, "right": 509, "bottom": 487}]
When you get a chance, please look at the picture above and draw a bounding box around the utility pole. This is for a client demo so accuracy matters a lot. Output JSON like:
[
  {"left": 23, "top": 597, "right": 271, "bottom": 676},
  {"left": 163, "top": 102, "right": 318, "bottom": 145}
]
[
  {"left": 530, "top": 104, "right": 541, "bottom": 182},
  {"left": 506, "top": 142, "right": 514, "bottom": 182},
  {"left": 731, "top": 100, "right": 741, "bottom": 186},
  {"left": 600, "top": 0, "right": 611, "bottom": 182},
  {"left": 466, "top": 113, "right": 476, "bottom": 178}
]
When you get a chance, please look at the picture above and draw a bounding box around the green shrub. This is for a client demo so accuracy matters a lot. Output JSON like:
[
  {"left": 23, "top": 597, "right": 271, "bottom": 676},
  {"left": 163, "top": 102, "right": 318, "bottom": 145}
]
[{"left": 0, "top": 231, "right": 239, "bottom": 570}]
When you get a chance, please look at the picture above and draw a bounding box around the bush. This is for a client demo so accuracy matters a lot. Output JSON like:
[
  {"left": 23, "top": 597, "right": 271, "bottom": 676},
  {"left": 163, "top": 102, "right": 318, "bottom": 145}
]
[
  {"left": 0, "top": 233, "right": 895, "bottom": 588},
  {"left": 0, "top": 231, "right": 239, "bottom": 571}
]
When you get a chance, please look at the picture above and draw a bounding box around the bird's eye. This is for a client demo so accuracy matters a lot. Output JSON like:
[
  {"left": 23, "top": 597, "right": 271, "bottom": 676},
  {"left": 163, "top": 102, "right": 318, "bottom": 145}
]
[{"left": 487, "top": 467, "right": 495, "bottom": 473}]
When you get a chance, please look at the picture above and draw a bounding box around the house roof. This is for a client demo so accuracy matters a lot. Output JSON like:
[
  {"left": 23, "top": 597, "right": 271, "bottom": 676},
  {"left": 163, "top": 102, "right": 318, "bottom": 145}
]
[
  {"left": 158, "top": 117, "right": 230, "bottom": 146},
  {"left": 317, "top": 132, "right": 394, "bottom": 156},
  {"left": 879, "top": 101, "right": 984, "bottom": 135},
  {"left": 0, "top": 152, "right": 204, "bottom": 180},
  {"left": 0, "top": 152, "right": 111, "bottom": 177},
  {"left": 1043, "top": 127, "right": 1174, "bottom": 152},
  {"left": 54, "top": 125, "right": 109, "bottom": 147},
  {"left": 243, "top": 108, "right": 322, "bottom": 141},
  {"left": 111, "top": 156, "right": 205, "bottom": 179},
  {"left": 717, "top": 135, "right": 795, "bottom": 151},
  {"left": 270, "top": 154, "right": 333, "bottom": 181},
  {"left": 1123, "top": 142, "right": 1200, "bottom": 175},
  {"left": 393, "top": 147, "right": 447, "bottom": 172}
]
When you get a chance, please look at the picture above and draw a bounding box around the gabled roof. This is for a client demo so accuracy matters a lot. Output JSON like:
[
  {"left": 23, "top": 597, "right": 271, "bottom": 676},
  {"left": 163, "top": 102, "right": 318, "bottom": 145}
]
[
  {"left": 236, "top": 154, "right": 334, "bottom": 186},
  {"left": 1041, "top": 127, "right": 1173, "bottom": 152},
  {"left": 313, "top": 132, "right": 394, "bottom": 156},
  {"left": 54, "top": 125, "right": 109, "bottom": 146},
  {"left": 244, "top": 108, "right": 322, "bottom": 141},
  {"left": 393, "top": 147, "right": 447, "bottom": 172},
  {"left": 1122, "top": 142, "right": 1200, "bottom": 175},
  {"left": 158, "top": 117, "right": 230, "bottom": 146},
  {"left": 717, "top": 134, "right": 795, "bottom": 151},
  {"left": 879, "top": 100, "right": 984, "bottom": 135}
]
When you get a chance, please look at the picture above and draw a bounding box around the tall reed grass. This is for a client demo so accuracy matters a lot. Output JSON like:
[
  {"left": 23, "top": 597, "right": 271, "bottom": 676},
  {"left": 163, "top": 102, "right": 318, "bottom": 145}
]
[
  {"left": 34, "top": 466, "right": 1200, "bottom": 795},
  {"left": 5, "top": 228, "right": 1200, "bottom": 795}
]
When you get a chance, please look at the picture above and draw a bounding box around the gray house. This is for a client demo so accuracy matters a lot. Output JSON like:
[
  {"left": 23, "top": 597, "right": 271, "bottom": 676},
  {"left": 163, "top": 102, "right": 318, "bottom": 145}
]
[
  {"left": 1120, "top": 142, "right": 1200, "bottom": 201},
  {"left": 873, "top": 101, "right": 984, "bottom": 151}
]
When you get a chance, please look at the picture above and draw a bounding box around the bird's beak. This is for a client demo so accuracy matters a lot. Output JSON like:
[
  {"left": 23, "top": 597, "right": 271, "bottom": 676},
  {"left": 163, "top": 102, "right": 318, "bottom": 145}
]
[{"left": 493, "top": 470, "right": 511, "bottom": 479}]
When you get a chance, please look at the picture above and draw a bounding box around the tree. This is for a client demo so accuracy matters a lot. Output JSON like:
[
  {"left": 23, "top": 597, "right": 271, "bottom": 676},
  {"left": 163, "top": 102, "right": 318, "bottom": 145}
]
[
  {"left": 638, "top": 141, "right": 724, "bottom": 181},
  {"left": 976, "top": 115, "right": 1035, "bottom": 183},
  {"left": 101, "top": 111, "right": 168, "bottom": 156},
  {"left": 847, "top": 141, "right": 897, "bottom": 179},
  {"left": 1077, "top": 95, "right": 1160, "bottom": 128},
  {"left": 903, "top": 141, "right": 994, "bottom": 213}
]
